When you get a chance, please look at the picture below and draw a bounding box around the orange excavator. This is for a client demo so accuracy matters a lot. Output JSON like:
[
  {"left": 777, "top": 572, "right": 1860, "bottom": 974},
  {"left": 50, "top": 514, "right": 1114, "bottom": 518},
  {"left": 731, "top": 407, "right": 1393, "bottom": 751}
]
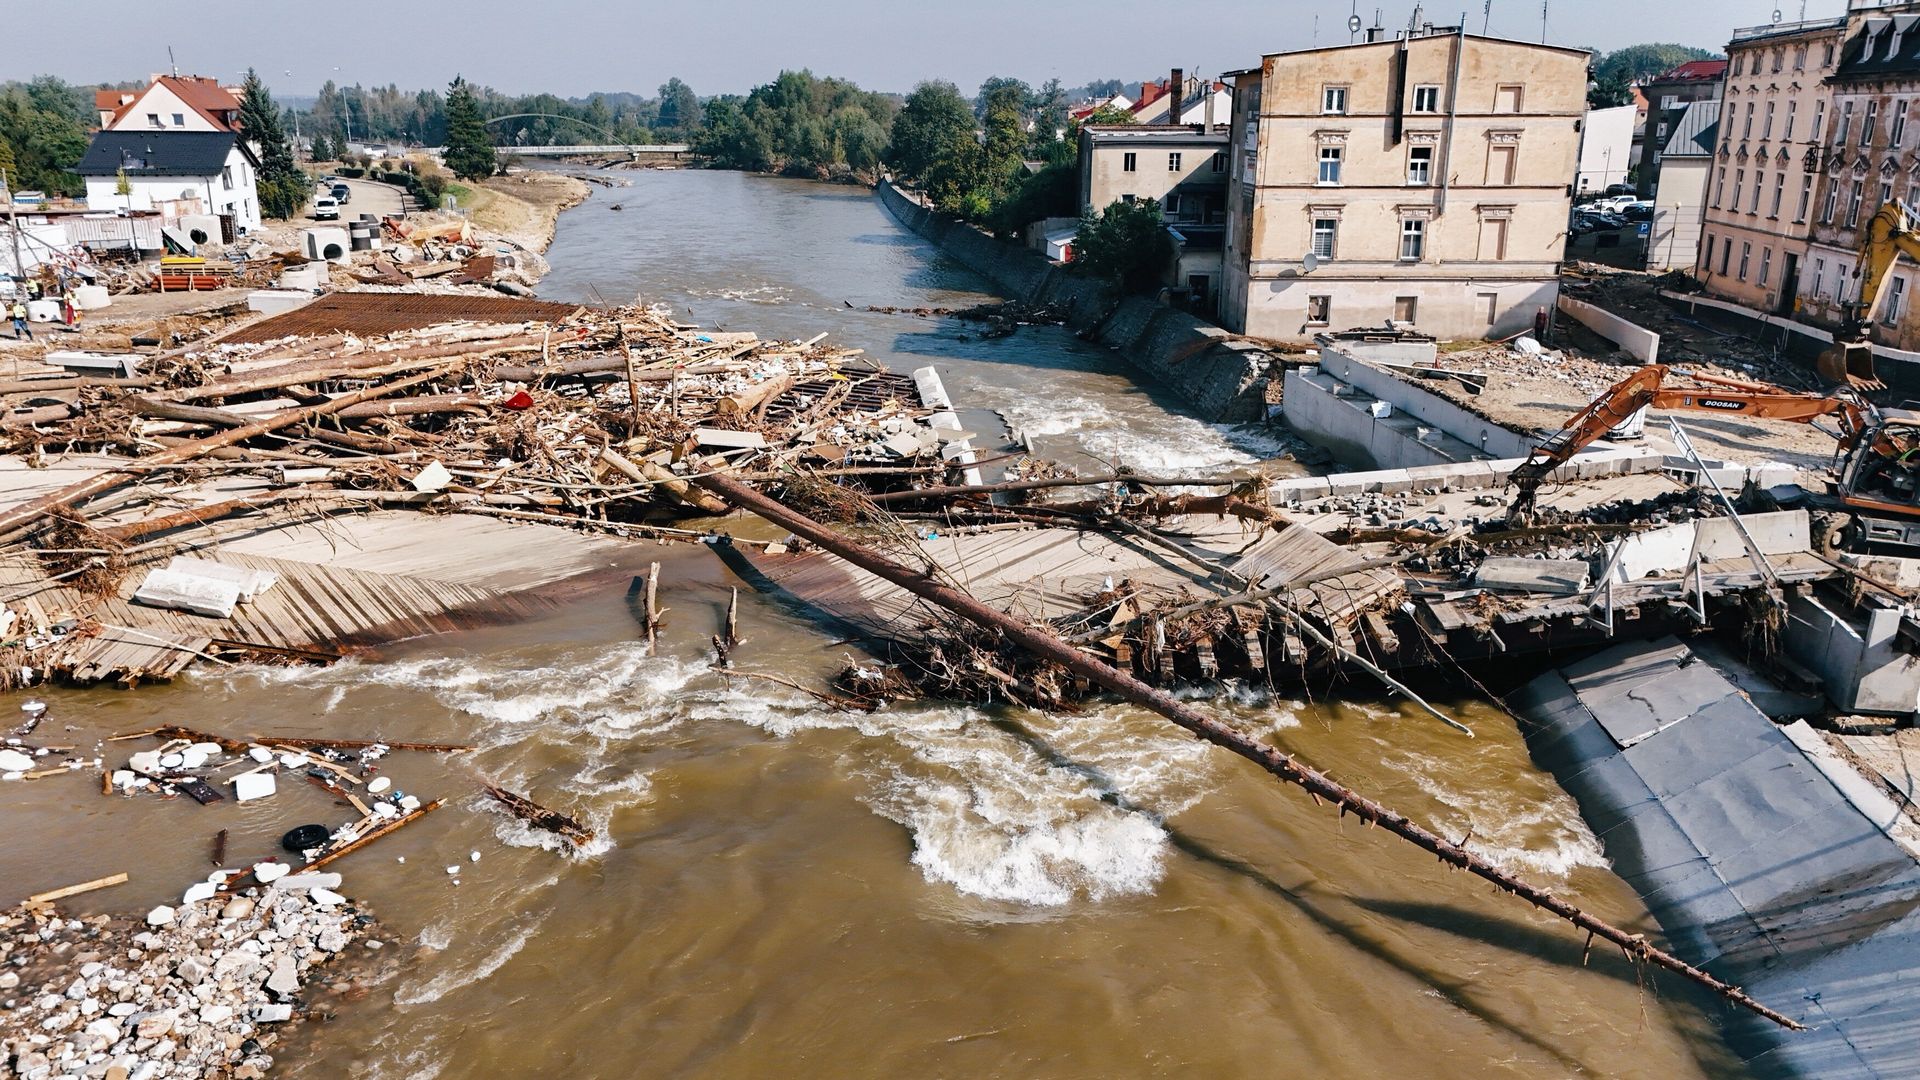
[
  {"left": 1505, "top": 364, "right": 1920, "bottom": 553},
  {"left": 1817, "top": 199, "right": 1920, "bottom": 392}
]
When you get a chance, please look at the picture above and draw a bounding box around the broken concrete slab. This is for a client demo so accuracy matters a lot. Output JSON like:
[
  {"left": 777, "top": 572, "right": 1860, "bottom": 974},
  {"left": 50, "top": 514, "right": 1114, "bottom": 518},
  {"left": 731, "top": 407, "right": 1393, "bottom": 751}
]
[{"left": 1473, "top": 557, "right": 1591, "bottom": 595}]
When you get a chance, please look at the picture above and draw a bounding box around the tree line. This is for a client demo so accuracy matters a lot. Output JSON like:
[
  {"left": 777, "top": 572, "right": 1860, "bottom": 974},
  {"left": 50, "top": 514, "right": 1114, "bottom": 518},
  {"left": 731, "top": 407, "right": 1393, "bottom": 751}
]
[{"left": 294, "top": 76, "right": 706, "bottom": 151}]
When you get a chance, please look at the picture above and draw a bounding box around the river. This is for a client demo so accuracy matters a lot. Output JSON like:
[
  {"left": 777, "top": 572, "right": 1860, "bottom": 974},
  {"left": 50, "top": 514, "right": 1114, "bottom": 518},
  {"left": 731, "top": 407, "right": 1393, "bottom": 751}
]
[{"left": 0, "top": 169, "right": 1745, "bottom": 1078}]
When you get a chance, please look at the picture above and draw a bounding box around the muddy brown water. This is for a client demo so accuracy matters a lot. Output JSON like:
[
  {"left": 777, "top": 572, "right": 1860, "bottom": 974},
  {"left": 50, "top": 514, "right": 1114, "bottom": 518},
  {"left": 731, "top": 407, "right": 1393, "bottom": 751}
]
[{"left": 0, "top": 171, "right": 1748, "bottom": 1078}]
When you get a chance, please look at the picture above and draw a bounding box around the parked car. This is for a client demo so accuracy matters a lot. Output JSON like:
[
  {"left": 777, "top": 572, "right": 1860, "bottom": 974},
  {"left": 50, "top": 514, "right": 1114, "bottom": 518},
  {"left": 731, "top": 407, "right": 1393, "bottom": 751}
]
[
  {"left": 331, "top": 184, "right": 351, "bottom": 204},
  {"left": 313, "top": 197, "right": 340, "bottom": 221},
  {"left": 1622, "top": 201, "right": 1654, "bottom": 222},
  {"left": 1603, "top": 183, "right": 1635, "bottom": 198}
]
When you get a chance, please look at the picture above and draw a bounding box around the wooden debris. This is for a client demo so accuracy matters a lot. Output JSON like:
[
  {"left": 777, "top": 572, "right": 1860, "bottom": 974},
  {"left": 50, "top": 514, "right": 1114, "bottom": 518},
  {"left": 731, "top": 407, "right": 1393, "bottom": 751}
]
[
  {"left": 483, "top": 784, "right": 594, "bottom": 847},
  {"left": 26, "top": 873, "right": 128, "bottom": 905}
]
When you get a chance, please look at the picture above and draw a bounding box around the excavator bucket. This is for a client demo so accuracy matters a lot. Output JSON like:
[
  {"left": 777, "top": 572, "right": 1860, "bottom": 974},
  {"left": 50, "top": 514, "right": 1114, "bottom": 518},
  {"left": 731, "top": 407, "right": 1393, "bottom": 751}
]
[{"left": 1817, "top": 340, "right": 1886, "bottom": 392}]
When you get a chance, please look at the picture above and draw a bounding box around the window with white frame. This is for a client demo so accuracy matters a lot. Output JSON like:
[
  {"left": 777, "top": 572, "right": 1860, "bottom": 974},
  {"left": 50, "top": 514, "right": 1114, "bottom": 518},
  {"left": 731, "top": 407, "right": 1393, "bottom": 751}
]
[
  {"left": 1764, "top": 102, "right": 1775, "bottom": 139},
  {"left": 1407, "top": 146, "right": 1433, "bottom": 185},
  {"left": 1814, "top": 100, "right": 1826, "bottom": 140},
  {"left": 1813, "top": 257, "right": 1825, "bottom": 298},
  {"left": 1318, "top": 146, "right": 1342, "bottom": 184},
  {"left": 221, "top": 166, "right": 233, "bottom": 190},
  {"left": 1399, "top": 218, "right": 1425, "bottom": 260},
  {"left": 1322, "top": 86, "right": 1348, "bottom": 114},
  {"left": 1720, "top": 237, "right": 1732, "bottom": 274},
  {"left": 1743, "top": 102, "right": 1754, "bottom": 139},
  {"left": 1750, "top": 169, "right": 1764, "bottom": 213},
  {"left": 1848, "top": 179, "right": 1865, "bottom": 227},
  {"left": 171, "top": 113, "right": 184, "bottom": 127},
  {"left": 1823, "top": 181, "right": 1840, "bottom": 223},
  {"left": 1797, "top": 174, "right": 1812, "bottom": 222},
  {"left": 1786, "top": 100, "right": 1798, "bottom": 141},
  {"left": 1889, "top": 275, "right": 1908, "bottom": 325},
  {"left": 1739, "top": 242, "right": 1751, "bottom": 281},
  {"left": 1865, "top": 100, "right": 1880, "bottom": 146},
  {"left": 1168, "top": 152, "right": 1182, "bottom": 171},
  {"left": 1306, "top": 295, "right": 1331, "bottom": 324},
  {"left": 1413, "top": 85, "right": 1439, "bottom": 113},
  {"left": 1760, "top": 247, "right": 1773, "bottom": 286},
  {"left": 1714, "top": 167, "right": 1726, "bottom": 208},
  {"left": 1838, "top": 101, "right": 1853, "bottom": 146},
  {"left": 1732, "top": 169, "right": 1744, "bottom": 208},
  {"left": 1310, "top": 218, "right": 1337, "bottom": 259}
]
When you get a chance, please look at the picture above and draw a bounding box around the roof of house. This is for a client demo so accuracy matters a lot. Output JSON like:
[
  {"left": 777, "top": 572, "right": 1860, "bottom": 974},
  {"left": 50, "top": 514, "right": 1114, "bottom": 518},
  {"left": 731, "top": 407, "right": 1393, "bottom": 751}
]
[
  {"left": 1080, "top": 126, "right": 1229, "bottom": 146},
  {"left": 1661, "top": 99, "right": 1720, "bottom": 158},
  {"left": 102, "top": 76, "right": 244, "bottom": 131},
  {"left": 73, "top": 131, "right": 251, "bottom": 178},
  {"left": 1834, "top": 13, "right": 1920, "bottom": 82},
  {"left": 1651, "top": 59, "right": 1728, "bottom": 84}
]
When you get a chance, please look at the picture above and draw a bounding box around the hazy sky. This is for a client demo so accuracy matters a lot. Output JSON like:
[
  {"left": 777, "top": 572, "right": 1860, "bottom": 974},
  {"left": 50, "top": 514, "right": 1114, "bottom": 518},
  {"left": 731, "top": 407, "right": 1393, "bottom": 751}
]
[{"left": 1, "top": 0, "right": 1854, "bottom": 99}]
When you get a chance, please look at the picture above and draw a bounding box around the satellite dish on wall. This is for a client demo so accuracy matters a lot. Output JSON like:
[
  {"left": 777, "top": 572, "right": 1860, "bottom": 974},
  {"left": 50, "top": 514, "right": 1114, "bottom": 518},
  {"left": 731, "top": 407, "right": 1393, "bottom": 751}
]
[
  {"left": 1303, "top": 251, "right": 1321, "bottom": 273},
  {"left": 1772, "top": 10, "right": 1783, "bottom": 23},
  {"left": 1348, "top": 14, "right": 1363, "bottom": 33}
]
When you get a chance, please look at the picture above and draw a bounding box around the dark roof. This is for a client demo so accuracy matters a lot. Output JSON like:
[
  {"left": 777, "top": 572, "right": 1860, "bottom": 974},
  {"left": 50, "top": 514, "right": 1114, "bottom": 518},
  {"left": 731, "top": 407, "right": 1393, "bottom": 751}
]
[
  {"left": 1661, "top": 100, "right": 1720, "bottom": 158},
  {"left": 74, "top": 131, "right": 252, "bottom": 178},
  {"left": 1833, "top": 13, "right": 1920, "bottom": 82}
]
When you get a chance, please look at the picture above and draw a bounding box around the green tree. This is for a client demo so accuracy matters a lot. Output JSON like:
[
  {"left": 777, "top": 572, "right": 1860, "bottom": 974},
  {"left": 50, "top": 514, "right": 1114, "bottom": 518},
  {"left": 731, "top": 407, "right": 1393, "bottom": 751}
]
[
  {"left": 974, "top": 76, "right": 1033, "bottom": 120},
  {"left": 1080, "top": 103, "right": 1136, "bottom": 127},
  {"left": 1588, "top": 66, "right": 1633, "bottom": 108},
  {"left": 443, "top": 75, "right": 498, "bottom": 181},
  {"left": 988, "top": 161, "right": 1077, "bottom": 239},
  {"left": 657, "top": 78, "right": 702, "bottom": 132},
  {"left": 1594, "top": 43, "right": 1718, "bottom": 85},
  {"left": 238, "top": 69, "right": 305, "bottom": 219},
  {"left": 1073, "top": 200, "right": 1175, "bottom": 293},
  {"left": 1031, "top": 78, "right": 1068, "bottom": 156},
  {"left": 0, "top": 78, "right": 89, "bottom": 196},
  {"left": 308, "top": 131, "right": 334, "bottom": 162},
  {"left": 886, "top": 81, "right": 974, "bottom": 184}
]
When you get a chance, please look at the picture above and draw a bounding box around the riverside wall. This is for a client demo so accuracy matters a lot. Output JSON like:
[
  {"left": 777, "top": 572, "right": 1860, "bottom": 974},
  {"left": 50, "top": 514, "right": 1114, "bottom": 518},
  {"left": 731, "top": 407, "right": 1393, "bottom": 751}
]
[{"left": 876, "top": 181, "right": 1269, "bottom": 422}]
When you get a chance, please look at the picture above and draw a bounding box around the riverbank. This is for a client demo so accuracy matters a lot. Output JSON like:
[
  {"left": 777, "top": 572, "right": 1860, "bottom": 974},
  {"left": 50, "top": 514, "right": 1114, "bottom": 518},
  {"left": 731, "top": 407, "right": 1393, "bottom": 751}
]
[
  {"left": 875, "top": 179, "right": 1273, "bottom": 422},
  {"left": 457, "top": 172, "right": 592, "bottom": 254}
]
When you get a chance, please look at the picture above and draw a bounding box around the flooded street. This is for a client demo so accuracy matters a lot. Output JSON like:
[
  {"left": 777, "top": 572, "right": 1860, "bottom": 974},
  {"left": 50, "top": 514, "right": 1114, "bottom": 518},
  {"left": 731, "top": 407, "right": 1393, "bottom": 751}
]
[{"left": 0, "top": 170, "right": 1745, "bottom": 1078}]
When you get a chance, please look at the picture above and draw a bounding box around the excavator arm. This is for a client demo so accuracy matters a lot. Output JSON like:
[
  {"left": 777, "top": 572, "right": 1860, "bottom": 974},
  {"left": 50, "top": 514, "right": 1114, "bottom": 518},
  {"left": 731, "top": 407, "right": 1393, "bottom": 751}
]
[
  {"left": 1506, "top": 364, "right": 1867, "bottom": 522},
  {"left": 1820, "top": 200, "right": 1920, "bottom": 390}
]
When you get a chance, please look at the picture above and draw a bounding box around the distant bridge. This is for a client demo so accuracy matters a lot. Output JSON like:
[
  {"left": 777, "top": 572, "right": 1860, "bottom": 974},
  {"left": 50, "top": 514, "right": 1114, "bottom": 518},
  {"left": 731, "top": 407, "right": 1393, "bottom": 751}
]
[{"left": 495, "top": 144, "right": 691, "bottom": 158}]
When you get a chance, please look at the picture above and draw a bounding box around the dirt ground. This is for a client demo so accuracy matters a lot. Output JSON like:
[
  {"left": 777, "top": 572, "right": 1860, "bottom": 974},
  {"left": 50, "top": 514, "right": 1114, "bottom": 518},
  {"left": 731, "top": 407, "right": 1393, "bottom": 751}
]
[
  {"left": 456, "top": 171, "right": 591, "bottom": 252},
  {"left": 1413, "top": 270, "right": 1850, "bottom": 473}
]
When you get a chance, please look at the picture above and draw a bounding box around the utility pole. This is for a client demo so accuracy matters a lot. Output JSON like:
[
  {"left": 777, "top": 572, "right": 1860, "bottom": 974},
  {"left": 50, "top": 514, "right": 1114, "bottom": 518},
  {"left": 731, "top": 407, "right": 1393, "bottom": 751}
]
[
  {"left": 1540, "top": 0, "right": 1548, "bottom": 43},
  {"left": 1483, "top": 0, "right": 1492, "bottom": 35}
]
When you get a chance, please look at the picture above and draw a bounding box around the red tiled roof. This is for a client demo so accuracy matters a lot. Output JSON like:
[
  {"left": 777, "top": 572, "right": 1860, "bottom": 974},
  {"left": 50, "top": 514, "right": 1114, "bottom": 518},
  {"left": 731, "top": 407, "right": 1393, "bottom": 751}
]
[
  {"left": 1655, "top": 59, "right": 1728, "bottom": 83},
  {"left": 103, "top": 76, "right": 243, "bottom": 131}
]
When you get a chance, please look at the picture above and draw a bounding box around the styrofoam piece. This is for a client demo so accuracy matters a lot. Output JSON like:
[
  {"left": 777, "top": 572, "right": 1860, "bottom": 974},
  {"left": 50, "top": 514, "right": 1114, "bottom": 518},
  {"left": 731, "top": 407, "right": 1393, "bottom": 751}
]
[
  {"left": 164, "top": 557, "right": 278, "bottom": 602},
  {"left": 247, "top": 746, "right": 273, "bottom": 763},
  {"left": 233, "top": 772, "right": 277, "bottom": 802},
  {"left": 411, "top": 460, "right": 452, "bottom": 493},
  {"left": 252, "top": 862, "right": 289, "bottom": 883},
  {"left": 246, "top": 289, "right": 313, "bottom": 316},
  {"left": 131, "top": 567, "right": 242, "bottom": 618},
  {"left": 70, "top": 284, "right": 110, "bottom": 310},
  {"left": 25, "top": 299, "right": 57, "bottom": 322},
  {"left": 45, "top": 351, "right": 140, "bottom": 377},
  {"left": 181, "top": 882, "right": 218, "bottom": 905}
]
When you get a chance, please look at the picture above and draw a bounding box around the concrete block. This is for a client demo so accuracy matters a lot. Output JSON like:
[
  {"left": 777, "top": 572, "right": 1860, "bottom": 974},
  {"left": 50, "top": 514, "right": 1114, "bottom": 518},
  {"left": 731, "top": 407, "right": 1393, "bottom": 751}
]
[
  {"left": 1271, "top": 477, "right": 1330, "bottom": 502},
  {"left": 1327, "top": 474, "right": 1370, "bottom": 498},
  {"left": 1475, "top": 557, "right": 1592, "bottom": 595}
]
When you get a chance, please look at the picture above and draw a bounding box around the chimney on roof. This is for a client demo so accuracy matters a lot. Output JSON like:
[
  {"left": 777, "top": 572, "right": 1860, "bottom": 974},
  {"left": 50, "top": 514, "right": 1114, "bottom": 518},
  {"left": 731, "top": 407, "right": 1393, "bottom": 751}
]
[{"left": 1169, "top": 68, "right": 1184, "bottom": 124}]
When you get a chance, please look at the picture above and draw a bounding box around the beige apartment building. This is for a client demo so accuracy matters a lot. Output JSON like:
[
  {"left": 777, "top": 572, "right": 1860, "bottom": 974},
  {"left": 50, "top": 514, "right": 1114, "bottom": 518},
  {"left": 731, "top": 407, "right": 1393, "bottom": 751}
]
[
  {"left": 1220, "top": 24, "right": 1586, "bottom": 341},
  {"left": 1077, "top": 125, "right": 1230, "bottom": 311},
  {"left": 1696, "top": 16, "right": 1849, "bottom": 313},
  {"left": 1802, "top": 5, "right": 1920, "bottom": 349}
]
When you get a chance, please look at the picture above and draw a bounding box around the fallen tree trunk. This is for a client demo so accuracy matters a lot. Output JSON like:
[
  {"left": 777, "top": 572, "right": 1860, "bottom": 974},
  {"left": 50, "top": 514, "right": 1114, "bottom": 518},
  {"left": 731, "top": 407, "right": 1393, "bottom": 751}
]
[{"left": 690, "top": 471, "right": 1805, "bottom": 1033}]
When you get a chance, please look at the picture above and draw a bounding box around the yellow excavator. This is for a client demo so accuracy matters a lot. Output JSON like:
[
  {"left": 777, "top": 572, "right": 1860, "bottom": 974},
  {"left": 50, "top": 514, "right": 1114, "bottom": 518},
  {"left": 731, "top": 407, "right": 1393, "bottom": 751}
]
[{"left": 1818, "top": 199, "right": 1920, "bottom": 391}]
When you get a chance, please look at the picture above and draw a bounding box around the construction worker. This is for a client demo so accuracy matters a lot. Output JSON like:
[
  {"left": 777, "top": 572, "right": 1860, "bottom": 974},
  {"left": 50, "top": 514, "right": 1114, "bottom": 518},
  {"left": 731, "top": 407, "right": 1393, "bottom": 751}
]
[{"left": 9, "top": 300, "right": 30, "bottom": 340}]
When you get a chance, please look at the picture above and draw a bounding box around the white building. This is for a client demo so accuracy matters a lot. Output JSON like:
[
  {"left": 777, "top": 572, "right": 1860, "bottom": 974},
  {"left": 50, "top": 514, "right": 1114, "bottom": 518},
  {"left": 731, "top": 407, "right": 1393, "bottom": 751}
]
[
  {"left": 95, "top": 76, "right": 243, "bottom": 133},
  {"left": 1576, "top": 104, "right": 1638, "bottom": 193},
  {"left": 1647, "top": 100, "right": 1720, "bottom": 271},
  {"left": 75, "top": 131, "right": 261, "bottom": 237}
]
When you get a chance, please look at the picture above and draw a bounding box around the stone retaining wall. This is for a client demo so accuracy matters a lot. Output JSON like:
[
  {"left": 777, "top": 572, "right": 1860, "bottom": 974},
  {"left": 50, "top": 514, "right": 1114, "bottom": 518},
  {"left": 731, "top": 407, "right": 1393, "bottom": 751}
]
[{"left": 877, "top": 181, "right": 1269, "bottom": 421}]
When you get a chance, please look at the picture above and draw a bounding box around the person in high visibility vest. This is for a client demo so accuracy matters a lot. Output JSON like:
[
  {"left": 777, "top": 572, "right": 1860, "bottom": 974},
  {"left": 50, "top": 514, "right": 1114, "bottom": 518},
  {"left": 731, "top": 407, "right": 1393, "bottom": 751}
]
[{"left": 9, "top": 300, "right": 30, "bottom": 341}]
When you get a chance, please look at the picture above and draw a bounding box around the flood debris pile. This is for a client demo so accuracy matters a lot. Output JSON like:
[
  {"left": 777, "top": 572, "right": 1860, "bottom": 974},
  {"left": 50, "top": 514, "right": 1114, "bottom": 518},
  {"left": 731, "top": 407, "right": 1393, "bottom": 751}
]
[{"left": 0, "top": 880, "right": 370, "bottom": 1080}]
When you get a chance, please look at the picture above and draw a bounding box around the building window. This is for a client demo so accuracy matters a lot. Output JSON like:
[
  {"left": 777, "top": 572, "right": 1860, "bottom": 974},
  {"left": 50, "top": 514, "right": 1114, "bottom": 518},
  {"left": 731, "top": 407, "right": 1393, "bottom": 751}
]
[
  {"left": 1211, "top": 152, "right": 1226, "bottom": 172},
  {"left": 1795, "top": 44, "right": 1806, "bottom": 71},
  {"left": 1714, "top": 167, "right": 1726, "bottom": 208},
  {"left": 1848, "top": 180, "right": 1865, "bottom": 227},
  {"left": 1865, "top": 100, "right": 1880, "bottom": 146},
  {"left": 1732, "top": 169, "right": 1744, "bottom": 209},
  {"left": 1720, "top": 237, "right": 1732, "bottom": 275},
  {"left": 1394, "top": 296, "right": 1418, "bottom": 322},
  {"left": 1323, "top": 86, "right": 1348, "bottom": 114},
  {"left": 1884, "top": 181, "right": 1895, "bottom": 210},
  {"left": 1123, "top": 152, "right": 1137, "bottom": 172},
  {"left": 171, "top": 112, "right": 184, "bottom": 126},
  {"left": 1889, "top": 276, "right": 1908, "bottom": 325},
  {"left": 1813, "top": 257, "right": 1825, "bottom": 298},
  {"left": 1759, "top": 247, "right": 1773, "bottom": 285},
  {"left": 1770, "top": 173, "right": 1785, "bottom": 218},
  {"left": 1897, "top": 102, "right": 1911, "bottom": 149},
  {"left": 1311, "top": 218, "right": 1338, "bottom": 259},
  {"left": 1318, "top": 146, "right": 1342, "bottom": 184},
  {"left": 1412, "top": 85, "right": 1439, "bottom": 113},
  {"left": 222, "top": 166, "right": 233, "bottom": 190},
  {"left": 1796, "top": 174, "right": 1813, "bottom": 222},
  {"left": 1763, "top": 102, "right": 1775, "bottom": 140},
  {"left": 1743, "top": 103, "right": 1754, "bottom": 140},
  {"left": 1494, "top": 85, "right": 1524, "bottom": 113},
  {"left": 1168, "top": 152, "right": 1182, "bottom": 171},
  {"left": 1307, "top": 295, "right": 1331, "bottom": 324},
  {"left": 1838, "top": 101, "right": 1853, "bottom": 146},
  {"left": 1786, "top": 100, "right": 1798, "bottom": 141},
  {"left": 1814, "top": 100, "right": 1826, "bottom": 141},
  {"left": 1488, "top": 144, "right": 1515, "bottom": 185},
  {"left": 1734, "top": 54, "right": 1745, "bottom": 76},
  {"left": 146, "top": 113, "right": 161, "bottom": 128},
  {"left": 1407, "top": 146, "right": 1433, "bottom": 185},
  {"left": 1701, "top": 233, "right": 1714, "bottom": 275},
  {"left": 1738, "top": 242, "right": 1751, "bottom": 281},
  {"left": 1823, "top": 181, "right": 1840, "bottom": 223},
  {"left": 1399, "top": 218, "right": 1425, "bottom": 260},
  {"left": 1656, "top": 122, "right": 1669, "bottom": 142},
  {"left": 1773, "top": 48, "right": 1784, "bottom": 74},
  {"left": 1749, "top": 169, "right": 1764, "bottom": 213},
  {"left": 1824, "top": 41, "right": 1836, "bottom": 67}
]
